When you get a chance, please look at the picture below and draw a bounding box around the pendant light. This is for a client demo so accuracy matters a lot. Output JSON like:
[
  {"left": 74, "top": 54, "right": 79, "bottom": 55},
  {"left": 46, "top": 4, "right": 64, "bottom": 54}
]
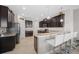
[
  {"left": 46, "top": 6, "right": 51, "bottom": 20},
  {"left": 60, "top": 18, "right": 63, "bottom": 22},
  {"left": 47, "top": 16, "right": 51, "bottom": 20},
  {"left": 60, "top": 7, "right": 64, "bottom": 23}
]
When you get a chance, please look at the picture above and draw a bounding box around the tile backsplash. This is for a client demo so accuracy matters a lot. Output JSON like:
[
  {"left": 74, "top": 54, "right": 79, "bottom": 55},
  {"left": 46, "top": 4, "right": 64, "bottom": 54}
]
[{"left": 0, "top": 27, "right": 6, "bottom": 34}]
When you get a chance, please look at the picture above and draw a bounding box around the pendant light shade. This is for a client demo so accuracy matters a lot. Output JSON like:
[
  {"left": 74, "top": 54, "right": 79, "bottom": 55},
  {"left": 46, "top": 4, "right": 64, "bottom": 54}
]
[{"left": 60, "top": 18, "right": 63, "bottom": 22}]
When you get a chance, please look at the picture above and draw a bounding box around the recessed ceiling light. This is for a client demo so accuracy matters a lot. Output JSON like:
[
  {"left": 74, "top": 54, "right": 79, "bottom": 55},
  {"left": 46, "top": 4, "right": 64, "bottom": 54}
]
[{"left": 22, "top": 7, "right": 26, "bottom": 10}]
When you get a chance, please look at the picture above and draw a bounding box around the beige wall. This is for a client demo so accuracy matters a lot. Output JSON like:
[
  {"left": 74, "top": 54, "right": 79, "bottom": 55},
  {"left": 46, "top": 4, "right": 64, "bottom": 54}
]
[
  {"left": 64, "top": 9, "right": 74, "bottom": 32},
  {"left": 73, "top": 9, "right": 79, "bottom": 40}
]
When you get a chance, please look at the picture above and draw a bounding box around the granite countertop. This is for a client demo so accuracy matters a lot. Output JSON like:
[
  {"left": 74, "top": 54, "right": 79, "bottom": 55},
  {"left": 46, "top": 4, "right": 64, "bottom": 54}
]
[
  {"left": 0, "top": 32, "right": 16, "bottom": 37},
  {"left": 34, "top": 32, "right": 65, "bottom": 40},
  {"left": 35, "top": 33, "right": 50, "bottom": 37},
  {"left": 34, "top": 33, "right": 58, "bottom": 40},
  {"left": 35, "top": 32, "right": 58, "bottom": 36}
]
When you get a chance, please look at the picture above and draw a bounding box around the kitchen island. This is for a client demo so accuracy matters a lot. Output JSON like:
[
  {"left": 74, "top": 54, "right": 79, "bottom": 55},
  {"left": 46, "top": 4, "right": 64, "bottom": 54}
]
[
  {"left": 34, "top": 32, "right": 78, "bottom": 54},
  {"left": 34, "top": 33, "right": 58, "bottom": 54},
  {"left": 0, "top": 33, "right": 16, "bottom": 53}
]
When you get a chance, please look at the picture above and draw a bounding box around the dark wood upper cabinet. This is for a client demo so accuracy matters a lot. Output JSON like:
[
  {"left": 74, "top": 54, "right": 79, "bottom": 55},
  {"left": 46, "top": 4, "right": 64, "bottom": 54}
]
[
  {"left": 11, "top": 12, "right": 14, "bottom": 27},
  {"left": 39, "top": 14, "right": 64, "bottom": 27},
  {"left": 0, "top": 5, "right": 14, "bottom": 28},
  {"left": 0, "top": 6, "right": 8, "bottom": 27},
  {"left": 25, "top": 20, "right": 33, "bottom": 28}
]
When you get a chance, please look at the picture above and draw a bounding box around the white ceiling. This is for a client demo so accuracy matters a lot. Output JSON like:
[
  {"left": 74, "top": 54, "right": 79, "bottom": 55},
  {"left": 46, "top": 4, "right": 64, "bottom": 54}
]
[{"left": 6, "top": 5, "right": 79, "bottom": 21}]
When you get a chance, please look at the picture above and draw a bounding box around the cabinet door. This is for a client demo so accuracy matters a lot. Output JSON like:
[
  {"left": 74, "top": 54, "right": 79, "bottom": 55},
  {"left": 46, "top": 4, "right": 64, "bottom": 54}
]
[
  {"left": 39, "top": 21, "right": 43, "bottom": 27},
  {"left": 1, "top": 6, "right": 8, "bottom": 27},
  {"left": 25, "top": 20, "right": 32, "bottom": 28},
  {"left": 0, "top": 6, "right": 1, "bottom": 27},
  {"left": 8, "top": 10, "right": 11, "bottom": 27},
  {"left": 47, "top": 20, "right": 50, "bottom": 27},
  {"left": 11, "top": 13, "right": 14, "bottom": 27},
  {"left": 50, "top": 17, "right": 56, "bottom": 27}
]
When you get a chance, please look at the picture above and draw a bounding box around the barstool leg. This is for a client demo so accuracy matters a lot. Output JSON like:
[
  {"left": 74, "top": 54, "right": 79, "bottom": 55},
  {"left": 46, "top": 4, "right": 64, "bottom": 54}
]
[{"left": 70, "top": 39, "right": 72, "bottom": 53}]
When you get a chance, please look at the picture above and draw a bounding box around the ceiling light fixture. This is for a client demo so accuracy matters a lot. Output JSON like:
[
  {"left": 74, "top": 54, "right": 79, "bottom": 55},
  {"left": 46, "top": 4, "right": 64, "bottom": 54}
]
[{"left": 22, "top": 7, "right": 26, "bottom": 10}]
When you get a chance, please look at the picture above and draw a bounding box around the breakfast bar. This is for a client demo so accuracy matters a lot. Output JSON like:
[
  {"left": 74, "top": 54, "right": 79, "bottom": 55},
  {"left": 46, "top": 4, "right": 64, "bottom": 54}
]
[{"left": 34, "top": 32, "right": 78, "bottom": 54}]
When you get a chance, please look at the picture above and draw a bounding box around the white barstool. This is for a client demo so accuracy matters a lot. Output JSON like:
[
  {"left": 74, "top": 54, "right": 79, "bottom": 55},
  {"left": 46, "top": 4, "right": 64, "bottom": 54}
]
[{"left": 46, "top": 34, "right": 64, "bottom": 54}]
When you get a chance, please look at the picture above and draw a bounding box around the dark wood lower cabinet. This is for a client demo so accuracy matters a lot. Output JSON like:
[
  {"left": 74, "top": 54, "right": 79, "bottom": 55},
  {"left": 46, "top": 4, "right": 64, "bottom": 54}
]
[
  {"left": 0, "top": 36, "right": 16, "bottom": 53},
  {"left": 25, "top": 31, "right": 33, "bottom": 37},
  {"left": 34, "top": 36, "right": 38, "bottom": 53}
]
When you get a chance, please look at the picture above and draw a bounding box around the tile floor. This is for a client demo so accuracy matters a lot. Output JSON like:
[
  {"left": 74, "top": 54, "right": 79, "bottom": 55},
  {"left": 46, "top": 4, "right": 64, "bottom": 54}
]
[
  {"left": 72, "top": 46, "right": 79, "bottom": 54},
  {"left": 4, "top": 36, "right": 36, "bottom": 54},
  {"left": 4, "top": 36, "right": 79, "bottom": 54}
]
